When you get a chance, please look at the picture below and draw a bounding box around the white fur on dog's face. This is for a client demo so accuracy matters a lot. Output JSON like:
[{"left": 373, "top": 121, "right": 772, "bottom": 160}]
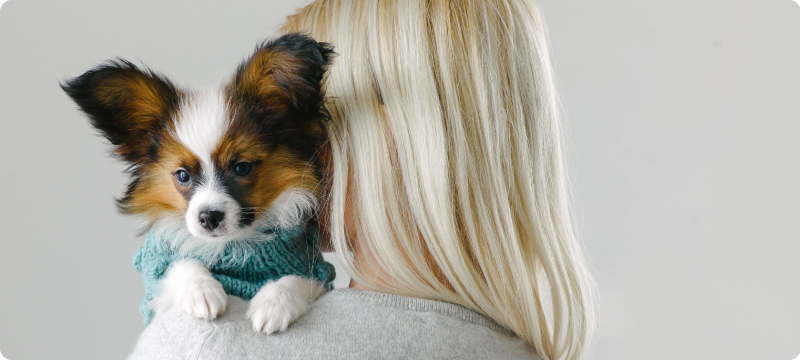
[
  {"left": 168, "top": 88, "right": 318, "bottom": 242},
  {"left": 184, "top": 186, "right": 242, "bottom": 238},
  {"left": 173, "top": 89, "right": 242, "bottom": 239},
  {"left": 62, "top": 35, "right": 332, "bottom": 243}
]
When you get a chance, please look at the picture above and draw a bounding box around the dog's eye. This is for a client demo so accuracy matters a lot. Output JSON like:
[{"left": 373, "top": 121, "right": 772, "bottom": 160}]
[
  {"left": 175, "top": 169, "right": 191, "bottom": 184},
  {"left": 234, "top": 161, "right": 253, "bottom": 177}
]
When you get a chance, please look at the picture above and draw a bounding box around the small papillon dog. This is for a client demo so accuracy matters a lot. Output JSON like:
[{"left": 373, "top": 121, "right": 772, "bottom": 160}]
[{"left": 62, "top": 33, "right": 333, "bottom": 334}]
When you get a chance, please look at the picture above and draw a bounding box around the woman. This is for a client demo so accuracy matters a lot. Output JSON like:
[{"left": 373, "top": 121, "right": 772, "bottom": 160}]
[{"left": 129, "top": 0, "right": 596, "bottom": 359}]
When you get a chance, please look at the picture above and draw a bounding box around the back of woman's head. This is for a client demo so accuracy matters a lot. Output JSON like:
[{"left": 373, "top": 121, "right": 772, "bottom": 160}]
[{"left": 281, "top": 1, "right": 596, "bottom": 359}]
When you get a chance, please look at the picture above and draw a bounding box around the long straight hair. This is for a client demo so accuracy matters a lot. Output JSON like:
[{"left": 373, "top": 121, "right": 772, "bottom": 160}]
[{"left": 281, "top": 1, "right": 596, "bottom": 359}]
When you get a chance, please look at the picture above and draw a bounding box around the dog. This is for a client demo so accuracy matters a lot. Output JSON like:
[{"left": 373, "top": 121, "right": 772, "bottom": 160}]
[{"left": 62, "top": 33, "right": 334, "bottom": 334}]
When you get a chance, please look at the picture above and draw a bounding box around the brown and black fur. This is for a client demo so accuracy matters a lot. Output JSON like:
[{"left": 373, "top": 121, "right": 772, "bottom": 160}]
[{"left": 61, "top": 33, "right": 334, "bottom": 232}]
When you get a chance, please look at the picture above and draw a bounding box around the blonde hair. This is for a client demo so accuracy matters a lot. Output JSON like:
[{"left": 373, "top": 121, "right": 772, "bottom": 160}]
[{"left": 281, "top": 1, "right": 596, "bottom": 359}]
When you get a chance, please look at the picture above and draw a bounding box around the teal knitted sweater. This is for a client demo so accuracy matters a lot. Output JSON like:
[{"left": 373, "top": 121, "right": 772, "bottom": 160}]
[{"left": 132, "top": 221, "right": 335, "bottom": 325}]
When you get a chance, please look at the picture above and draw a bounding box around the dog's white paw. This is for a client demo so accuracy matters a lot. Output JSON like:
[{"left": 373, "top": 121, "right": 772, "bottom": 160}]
[
  {"left": 174, "top": 275, "right": 227, "bottom": 320},
  {"left": 247, "top": 275, "right": 324, "bottom": 334},
  {"left": 155, "top": 259, "right": 227, "bottom": 320}
]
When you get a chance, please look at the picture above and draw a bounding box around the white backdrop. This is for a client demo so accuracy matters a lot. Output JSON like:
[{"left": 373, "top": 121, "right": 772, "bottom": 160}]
[{"left": 0, "top": 0, "right": 797, "bottom": 359}]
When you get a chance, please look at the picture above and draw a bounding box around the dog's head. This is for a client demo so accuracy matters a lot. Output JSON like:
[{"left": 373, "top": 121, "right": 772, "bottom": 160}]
[{"left": 62, "top": 33, "right": 333, "bottom": 240}]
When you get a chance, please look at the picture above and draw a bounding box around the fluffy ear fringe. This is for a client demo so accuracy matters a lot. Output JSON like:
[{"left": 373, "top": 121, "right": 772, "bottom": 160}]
[
  {"left": 60, "top": 59, "right": 180, "bottom": 164},
  {"left": 233, "top": 32, "right": 335, "bottom": 120}
]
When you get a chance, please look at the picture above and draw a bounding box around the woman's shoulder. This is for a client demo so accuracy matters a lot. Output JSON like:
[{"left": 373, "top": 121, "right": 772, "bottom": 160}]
[{"left": 128, "top": 288, "right": 539, "bottom": 359}]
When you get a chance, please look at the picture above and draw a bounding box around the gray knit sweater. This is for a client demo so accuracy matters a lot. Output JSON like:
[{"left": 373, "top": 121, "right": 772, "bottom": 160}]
[{"left": 128, "top": 288, "right": 539, "bottom": 359}]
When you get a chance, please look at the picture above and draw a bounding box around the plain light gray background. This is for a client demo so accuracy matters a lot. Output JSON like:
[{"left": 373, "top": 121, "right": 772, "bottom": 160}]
[{"left": 0, "top": 0, "right": 798, "bottom": 359}]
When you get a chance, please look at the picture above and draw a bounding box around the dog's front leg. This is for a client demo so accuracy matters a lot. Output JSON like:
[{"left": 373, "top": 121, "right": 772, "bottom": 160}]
[
  {"left": 247, "top": 275, "right": 325, "bottom": 334},
  {"left": 153, "top": 259, "right": 227, "bottom": 320}
]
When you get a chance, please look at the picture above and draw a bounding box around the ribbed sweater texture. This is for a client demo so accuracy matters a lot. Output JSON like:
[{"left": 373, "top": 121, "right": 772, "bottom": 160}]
[{"left": 132, "top": 221, "right": 335, "bottom": 325}]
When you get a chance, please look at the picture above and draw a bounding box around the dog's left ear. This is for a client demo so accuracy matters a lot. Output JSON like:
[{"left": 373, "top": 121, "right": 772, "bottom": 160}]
[{"left": 232, "top": 33, "right": 334, "bottom": 125}]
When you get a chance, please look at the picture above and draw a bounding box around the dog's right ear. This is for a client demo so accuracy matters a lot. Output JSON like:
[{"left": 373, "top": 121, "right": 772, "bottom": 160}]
[{"left": 61, "top": 60, "right": 180, "bottom": 164}]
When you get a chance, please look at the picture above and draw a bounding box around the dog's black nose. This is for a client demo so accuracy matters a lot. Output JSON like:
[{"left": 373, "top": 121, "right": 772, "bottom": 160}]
[{"left": 198, "top": 210, "right": 225, "bottom": 231}]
